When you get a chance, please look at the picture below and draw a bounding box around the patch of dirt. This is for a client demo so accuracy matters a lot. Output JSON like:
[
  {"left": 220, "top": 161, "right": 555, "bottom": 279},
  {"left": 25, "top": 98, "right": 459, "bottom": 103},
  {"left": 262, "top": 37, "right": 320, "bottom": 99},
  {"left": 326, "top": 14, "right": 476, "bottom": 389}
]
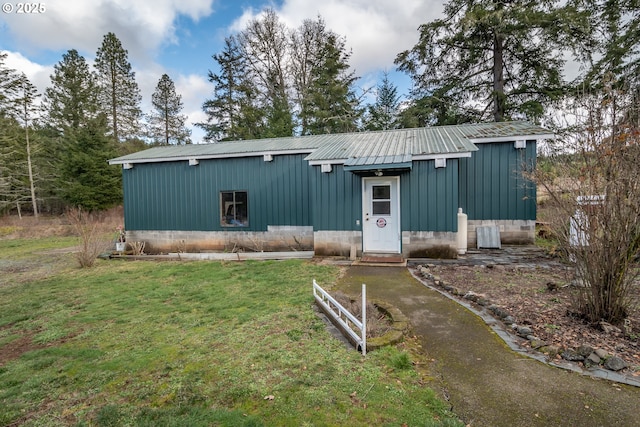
[
  {"left": 414, "top": 260, "right": 640, "bottom": 374},
  {"left": 0, "top": 326, "right": 39, "bottom": 367}
]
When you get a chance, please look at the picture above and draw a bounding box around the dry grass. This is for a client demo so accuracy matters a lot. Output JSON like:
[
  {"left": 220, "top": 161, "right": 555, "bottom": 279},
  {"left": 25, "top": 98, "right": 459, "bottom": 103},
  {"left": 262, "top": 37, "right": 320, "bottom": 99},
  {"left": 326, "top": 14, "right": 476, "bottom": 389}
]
[
  {"left": 0, "top": 207, "right": 123, "bottom": 240},
  {"left": 332, "top": 291, "right": 393, "bottom": 338}
]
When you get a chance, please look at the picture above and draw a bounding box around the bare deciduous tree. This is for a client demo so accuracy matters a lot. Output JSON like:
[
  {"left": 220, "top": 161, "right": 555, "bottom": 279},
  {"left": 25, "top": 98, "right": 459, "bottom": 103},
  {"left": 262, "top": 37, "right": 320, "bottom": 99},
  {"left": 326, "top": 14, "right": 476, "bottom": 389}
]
[{"left": 536, "top": 86, "right": 640, "bottom": 325}]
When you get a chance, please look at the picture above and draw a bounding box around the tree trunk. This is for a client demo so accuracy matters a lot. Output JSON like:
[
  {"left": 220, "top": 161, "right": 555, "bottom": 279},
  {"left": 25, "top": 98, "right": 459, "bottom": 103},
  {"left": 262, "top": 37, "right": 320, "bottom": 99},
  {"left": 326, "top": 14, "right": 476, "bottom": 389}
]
[
  {"left": 25, "top": 125, "right": 38, "bottom": 218},
  {"left": 493, "top": 32, "right": 505, "bottom": 122}
]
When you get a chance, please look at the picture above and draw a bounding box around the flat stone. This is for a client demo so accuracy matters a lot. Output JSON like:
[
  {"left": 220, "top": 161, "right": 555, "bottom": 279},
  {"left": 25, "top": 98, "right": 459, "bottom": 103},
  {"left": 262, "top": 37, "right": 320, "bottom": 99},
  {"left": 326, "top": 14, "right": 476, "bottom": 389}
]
[
  {"left": 517, "top": 326, "right": 533, "bottom": 337},
  {"left": 562, "top": 349, "right": 585, "bottom": 362},
  {"left": 539, "top": 345, "right": 561, "bottom": 357},
  {"left": 530, "top": 339, "right": 548, "bottom": 349},
  {"left": 595, "top": 348, "right": 608, "bottom": 359},
  {"left": 577, "top": 345, "right": 594, "bottom": 358},
  {"left": 584, "top": 353, "right": 601, "bottom": 368},
  {"left": 604, "top": 356, "right": 628, "bottom": 371},
  {"left": 503, "top": 315, "right": 515, "bottom": 324}
]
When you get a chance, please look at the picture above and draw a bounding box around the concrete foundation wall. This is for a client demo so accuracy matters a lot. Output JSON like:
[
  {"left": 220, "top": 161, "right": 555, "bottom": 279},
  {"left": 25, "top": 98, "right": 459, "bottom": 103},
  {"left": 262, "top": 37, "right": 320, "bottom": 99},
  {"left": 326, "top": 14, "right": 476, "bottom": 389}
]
[
  {"left": 402, "top": 231, "right": 458, "bottom": 258},
  {"left": 313, "top": 231, "right": 362, "bottom": 257},
  {"left": 126, "top": 226, "right": 314, "bottom": 254},
  {"left": 467, "top": 220, "right": 535, "bottom": 247},
  {"left": 127, "top": 221, "right": 534, "bottom": 257}
]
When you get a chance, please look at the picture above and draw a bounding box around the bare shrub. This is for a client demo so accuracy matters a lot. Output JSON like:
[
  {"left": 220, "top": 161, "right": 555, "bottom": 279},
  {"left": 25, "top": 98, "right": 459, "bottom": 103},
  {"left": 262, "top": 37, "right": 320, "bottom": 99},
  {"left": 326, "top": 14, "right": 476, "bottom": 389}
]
[
  {"left": 332, "top": 291, "right": 392, "bottom": 338},
  {"left": 129, "top": 241, "right": 146, "bottom": 256},
  {"left": 535, "top": 87, "right": 640, "bottom": 324},
  {"left": 66, "top": 208, "right": 110, "bottom": 268}
]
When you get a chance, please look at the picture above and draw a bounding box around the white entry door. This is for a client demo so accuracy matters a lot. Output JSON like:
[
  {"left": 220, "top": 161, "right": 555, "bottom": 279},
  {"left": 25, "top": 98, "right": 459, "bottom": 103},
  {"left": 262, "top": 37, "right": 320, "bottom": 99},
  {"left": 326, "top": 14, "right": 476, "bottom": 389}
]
[{"left": 362, "top": 177, "right": 400, "bottom": 253}]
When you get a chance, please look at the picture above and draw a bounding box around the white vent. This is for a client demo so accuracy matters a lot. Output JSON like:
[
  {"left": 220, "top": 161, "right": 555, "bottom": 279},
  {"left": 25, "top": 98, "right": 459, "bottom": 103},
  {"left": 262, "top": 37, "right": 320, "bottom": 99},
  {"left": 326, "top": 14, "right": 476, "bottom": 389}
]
[
  {"left": 434, "top": 158, "right": 446, "bottom": 168},
  {"left": 321, "top": 163, "right": 332, "bottom": 173},
  {"left": 188, "top": 158, "right": 199, "bottom": 166},
  {"left": 263, "top": 154, "right": 273, "bottom": 162},
  {"left": 123, "top": 163, "right": 133, "bottom": 170},
  {"left": 514, "top": 140, "right": 526, "bottom": 149}
]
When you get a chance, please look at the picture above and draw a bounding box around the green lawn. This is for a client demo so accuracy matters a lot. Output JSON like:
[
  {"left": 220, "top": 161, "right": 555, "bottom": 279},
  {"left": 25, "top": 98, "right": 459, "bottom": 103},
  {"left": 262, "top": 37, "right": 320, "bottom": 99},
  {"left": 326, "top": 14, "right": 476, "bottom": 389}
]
[{"left": 0, "top": 238, "right": 461, "bottom": 426}]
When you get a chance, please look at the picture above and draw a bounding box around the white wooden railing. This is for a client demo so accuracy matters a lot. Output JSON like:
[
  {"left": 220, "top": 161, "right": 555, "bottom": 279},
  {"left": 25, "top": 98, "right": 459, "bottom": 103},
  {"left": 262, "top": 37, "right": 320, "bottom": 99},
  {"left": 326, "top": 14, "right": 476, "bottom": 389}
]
[{"left": 313, "top": 279, "right": 366, "bottom": 355}]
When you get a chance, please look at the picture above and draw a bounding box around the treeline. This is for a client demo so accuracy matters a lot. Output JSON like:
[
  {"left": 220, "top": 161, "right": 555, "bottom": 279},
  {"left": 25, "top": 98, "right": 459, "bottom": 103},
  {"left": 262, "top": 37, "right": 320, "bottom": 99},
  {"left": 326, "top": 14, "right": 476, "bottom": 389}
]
[
  {"left": 0, "top": 33, "right": 191, "bottom": 215},
  {"left": 2, "top": 1, "right": 639, "bottom": 214}
]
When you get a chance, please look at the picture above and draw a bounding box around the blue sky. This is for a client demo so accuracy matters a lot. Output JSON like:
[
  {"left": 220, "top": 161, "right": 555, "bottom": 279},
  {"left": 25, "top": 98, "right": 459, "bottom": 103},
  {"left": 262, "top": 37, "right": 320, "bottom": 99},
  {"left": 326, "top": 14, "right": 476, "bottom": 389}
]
[{"left": 0, "top": 0, "right": 444, "bottom": 141}]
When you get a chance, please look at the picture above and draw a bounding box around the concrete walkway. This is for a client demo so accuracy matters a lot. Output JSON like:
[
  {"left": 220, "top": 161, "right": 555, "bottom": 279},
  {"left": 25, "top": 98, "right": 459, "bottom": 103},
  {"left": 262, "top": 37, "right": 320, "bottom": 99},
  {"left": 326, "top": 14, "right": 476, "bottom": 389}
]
[{"left": 336, "top": 266, "right": 640, "bottom": 427}]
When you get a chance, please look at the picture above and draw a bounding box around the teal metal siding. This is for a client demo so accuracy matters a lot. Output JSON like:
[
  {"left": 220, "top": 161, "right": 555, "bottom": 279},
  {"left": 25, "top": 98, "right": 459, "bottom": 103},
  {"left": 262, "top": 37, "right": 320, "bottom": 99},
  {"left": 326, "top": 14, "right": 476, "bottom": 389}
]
[
  {"left": 123, "top": 154, "right": 312, "bottom": 231},
  {"left": 401, "top": 160, "right": 459, "bottom": 232},
  {"left": 310, "top": 164, "right": 361, "bottom": 230},
  {"left": 458, "top": 142, "right": 536, "bottom": 220}
]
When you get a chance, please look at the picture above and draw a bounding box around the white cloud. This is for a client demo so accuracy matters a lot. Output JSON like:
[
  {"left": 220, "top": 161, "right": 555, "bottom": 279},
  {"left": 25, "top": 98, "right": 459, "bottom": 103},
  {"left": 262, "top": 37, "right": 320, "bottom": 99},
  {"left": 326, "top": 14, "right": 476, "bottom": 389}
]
[
  {"left": 232, "top": 0, "right": 443, "bottom": 76},
  {"left": 175, "top": 74, "right": 210, "bottom": 142},
  {"left": 4, "top": 51, "right": 53, "bottom": 96},
  {"left": 2, "top": 0, "right": 215, "bottom": 65}
]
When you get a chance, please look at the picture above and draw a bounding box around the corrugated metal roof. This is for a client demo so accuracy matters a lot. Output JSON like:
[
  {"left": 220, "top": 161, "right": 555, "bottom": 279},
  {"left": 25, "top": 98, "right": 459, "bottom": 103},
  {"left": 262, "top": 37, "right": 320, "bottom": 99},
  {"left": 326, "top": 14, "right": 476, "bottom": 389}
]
[
  {"left": 109, "top": 121, "right": 552, "bottom": 165},
  {"left": 457, "top": 121, "right": 554, "bottom": 141}
]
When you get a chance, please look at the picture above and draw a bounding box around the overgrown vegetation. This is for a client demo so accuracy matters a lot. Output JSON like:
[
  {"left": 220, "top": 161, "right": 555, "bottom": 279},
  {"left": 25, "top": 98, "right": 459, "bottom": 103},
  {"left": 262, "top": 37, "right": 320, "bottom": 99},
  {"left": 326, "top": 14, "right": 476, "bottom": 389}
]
[
  {"left": 65, "top": 207, "right": 112, "bottom": 267},
  {"left": 0, "top": 238, "right": 461, "bottom": 426},
  {"left": 331, "top": 291, "right": 393, "bottom": 338},
  {"left": 535, "top": 86, "right": 640, "bottom": 325}
]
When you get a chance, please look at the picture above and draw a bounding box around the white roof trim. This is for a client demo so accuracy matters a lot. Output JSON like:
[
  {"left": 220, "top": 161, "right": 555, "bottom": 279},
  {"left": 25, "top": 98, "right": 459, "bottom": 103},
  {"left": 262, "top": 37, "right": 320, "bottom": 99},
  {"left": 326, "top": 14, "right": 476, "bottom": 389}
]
[
  {"left": 469, "top": 134, "right": 555, "bottom": 144},
  {"left": 413, "top": 152, "right": 473, "bottom": 161},
  {"left": 308, "top": 151, "right": 472, "bottom": 166},
  {"left": 307, "top": 159, "right": 349, "bottom": 166},
  {"left": 108, "top": 149, "right": 316, "bottom": 165}
]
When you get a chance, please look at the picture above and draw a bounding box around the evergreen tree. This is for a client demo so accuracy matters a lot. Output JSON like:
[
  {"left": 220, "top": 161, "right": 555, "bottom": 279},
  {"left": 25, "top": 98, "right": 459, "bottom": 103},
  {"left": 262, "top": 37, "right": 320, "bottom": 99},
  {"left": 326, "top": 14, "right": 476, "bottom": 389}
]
[
  {"left": 0, "top": 53, "right": 23, "bottom": 213},
  {"left": 0, "top": 52, "right": 20, "bottom": 118},
  {"left": 0, "top": 56, "right": 41, "bottom": 217},
  {"left": 13, "top": 74, "right": 41, "bottom": 217},
  {"left": 148, "top": 74, "right": 191, "bottom": 145},
  {"left": 198, "top": 36, "right": 266, "bottom": 141},
  {"left": 572, "top": 0, "right": 640, "bottom": 124},
  {"left": 94, "top": 32, "right": 142, "bottom": 142},
  {"left": 45, "top": 49, "right": 98, "bottom": 132},
  {"left": 0, "top": 115, "right": 24, "bottom": 214},
  {"left": 395, "top": 0, "right": 580, "bottom": 123},
  {"left": 363, "top": 72, "right": 401, "bottom": 131},
  {"left": 302, "top": 33, "right": 360, "bottom": 134},
  {"left": 201, "top": 10, "right": 361, "bottom": 138},
  {"left": 58, "top": 114, "right": 122, "bottom": 210},
  {"left": 580, "top": 0, "right": 640, "bottom": 89},
  {"left": 42, "top": 49, "right": 101, "bottom": 212},
  {"left": 290, "top": 16, "right": 337, "bottom": 135}
]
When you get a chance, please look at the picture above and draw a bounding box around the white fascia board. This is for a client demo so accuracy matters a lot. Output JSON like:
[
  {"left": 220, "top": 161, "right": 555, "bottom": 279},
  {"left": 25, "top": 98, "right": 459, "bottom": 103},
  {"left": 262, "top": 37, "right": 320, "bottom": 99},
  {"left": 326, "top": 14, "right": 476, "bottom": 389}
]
[
  {"left": 413, "top": 152, "right": 473, "bottom": 161},
  {"left": 108, "top": 149, "right": 316, "bottom": 165},
  {"left": 308, "top": 152, "right": 473, "bottom": 166},
  {"left": 469, "top": 134, "right": 555, "bottom": 144},
  {"left": 307, "top": 158, "right": 348, "bottom": 166}
]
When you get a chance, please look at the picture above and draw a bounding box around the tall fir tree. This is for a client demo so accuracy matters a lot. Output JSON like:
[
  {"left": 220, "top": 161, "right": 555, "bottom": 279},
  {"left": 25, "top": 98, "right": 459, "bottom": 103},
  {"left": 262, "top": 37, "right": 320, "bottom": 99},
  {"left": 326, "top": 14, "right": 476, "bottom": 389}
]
[
  {"left": 290, "top": 16, "right": 335, "bottom": 135},
  {"left": 58, "top": 114, "right": 122, "bottom": 210},
  {"left": 302, "top": 33, "right": 360, "bottom": 134},
  {"left": 45, "top": 49, "right": 98, "bottom": 132},
  {"left": 395, "top": 0, "right": 583, "bottom": 124},
  {"left": 198, "top": 36, "right": 265, "bottom": 141},
  {"left": 201, "top": 10, "right": 361, "bottom": 138},
  {"left": 363, "top": 72, "right": 401, "bottom": 131},
  {"left": 0, "top": 52, "right": 20, "bottom": 118},
  {"left": 42, "top": 49, "right": 101, "bottom": 211},
  {"left": 12, "top": 74, "right": 41, "bottom": 217},
  {"left": 573, "top": 0, "right": 640, "bottom": 124},
  {"left": 94, "top": 32, "right": 142, "bottom": 142},
  {"left": 148, "top": 74, "right": 191, "bottom": 145}
]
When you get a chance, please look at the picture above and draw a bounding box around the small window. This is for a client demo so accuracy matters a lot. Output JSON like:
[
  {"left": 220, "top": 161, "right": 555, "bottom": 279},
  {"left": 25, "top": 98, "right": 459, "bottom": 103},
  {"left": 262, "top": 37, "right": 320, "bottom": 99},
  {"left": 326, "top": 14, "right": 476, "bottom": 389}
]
[
  {"left": 220, "top": 191, "right": 248, "bottom": 227},
  {"left": 372, "top": 185, "right": 391, "bottom": 215}
]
